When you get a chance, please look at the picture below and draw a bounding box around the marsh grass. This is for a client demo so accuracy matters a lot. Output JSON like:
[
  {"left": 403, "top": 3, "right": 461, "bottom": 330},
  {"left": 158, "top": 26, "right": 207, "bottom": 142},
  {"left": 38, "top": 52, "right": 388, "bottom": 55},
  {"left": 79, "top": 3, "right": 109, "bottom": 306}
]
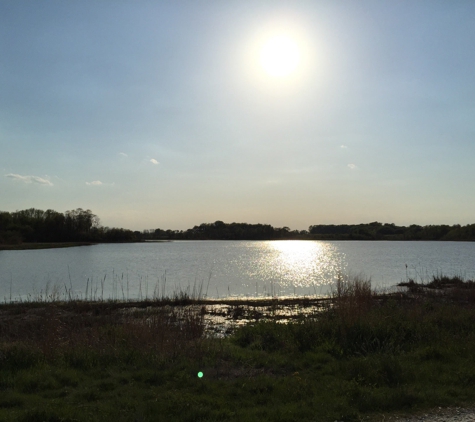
[
  {"left": 1, "top": 275, "right": 475, "bottom": 421},
  {"left": 398, "top": 272, "right": 475, "bottom": 302},
  {"left": 5, "top": 270, "right": 213, "bottom": 305}
]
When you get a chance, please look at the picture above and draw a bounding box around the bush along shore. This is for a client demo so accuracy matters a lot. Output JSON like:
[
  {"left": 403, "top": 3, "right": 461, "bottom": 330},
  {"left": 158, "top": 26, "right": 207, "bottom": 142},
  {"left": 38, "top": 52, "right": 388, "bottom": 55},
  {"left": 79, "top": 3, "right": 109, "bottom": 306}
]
[{"left": 1, "top": 275, "right": 475, "bottom": 421}]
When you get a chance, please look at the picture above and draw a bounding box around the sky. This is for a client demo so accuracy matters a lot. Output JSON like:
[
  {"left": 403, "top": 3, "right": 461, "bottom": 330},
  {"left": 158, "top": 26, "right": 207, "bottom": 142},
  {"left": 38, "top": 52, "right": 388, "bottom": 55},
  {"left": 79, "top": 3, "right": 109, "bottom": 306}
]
[{"left": 1, "top": 1, "right": 475, "bottom": 231}]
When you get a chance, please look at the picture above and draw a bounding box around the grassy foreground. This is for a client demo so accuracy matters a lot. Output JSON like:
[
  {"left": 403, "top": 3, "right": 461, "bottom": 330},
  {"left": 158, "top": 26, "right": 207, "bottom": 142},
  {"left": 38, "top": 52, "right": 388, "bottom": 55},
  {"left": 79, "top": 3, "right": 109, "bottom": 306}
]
[{"left": 1, "top": 277, "right": 475, "bottom": 421}]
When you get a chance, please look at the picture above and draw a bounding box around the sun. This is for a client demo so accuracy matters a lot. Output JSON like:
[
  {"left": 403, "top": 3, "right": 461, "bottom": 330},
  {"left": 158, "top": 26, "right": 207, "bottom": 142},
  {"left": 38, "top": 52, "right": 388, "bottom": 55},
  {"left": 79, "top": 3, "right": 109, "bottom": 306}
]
[{"left": 259, "top": 35, "right": 301, "bottom": 78}]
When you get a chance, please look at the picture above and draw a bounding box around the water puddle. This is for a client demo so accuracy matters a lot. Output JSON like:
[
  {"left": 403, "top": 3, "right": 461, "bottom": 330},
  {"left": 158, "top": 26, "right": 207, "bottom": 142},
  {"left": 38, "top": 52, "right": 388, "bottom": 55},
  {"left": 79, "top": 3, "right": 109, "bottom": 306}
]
[{"left": 120, "top": 297, "right": 332, "bottom": 338}]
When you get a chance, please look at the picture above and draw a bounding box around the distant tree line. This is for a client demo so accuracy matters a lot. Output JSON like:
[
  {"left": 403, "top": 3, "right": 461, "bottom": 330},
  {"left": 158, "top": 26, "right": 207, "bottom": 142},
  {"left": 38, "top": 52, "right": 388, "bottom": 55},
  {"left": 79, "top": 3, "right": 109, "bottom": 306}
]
[
  {"left": 0, "top": 208, "right": 137, "bottom": 244},
  {"left": 143, "top": 221, "right": 475, "bottom": 241},
  {"left": 2, "top": 208, "right": 475, "bottom": 244},
  {"left": 141, "top": 221, "right": 308, "bottom": 241},
  {"left": 307, "top": 222, "right": 475, "bottom": 241}
]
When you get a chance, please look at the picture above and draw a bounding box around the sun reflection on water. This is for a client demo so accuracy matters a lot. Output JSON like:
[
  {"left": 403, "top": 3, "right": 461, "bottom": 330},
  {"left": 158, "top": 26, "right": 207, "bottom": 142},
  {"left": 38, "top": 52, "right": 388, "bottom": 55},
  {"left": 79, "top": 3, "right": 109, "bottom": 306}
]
[{"left": 249, "top": 240, "right": 347, "bottom": 296}]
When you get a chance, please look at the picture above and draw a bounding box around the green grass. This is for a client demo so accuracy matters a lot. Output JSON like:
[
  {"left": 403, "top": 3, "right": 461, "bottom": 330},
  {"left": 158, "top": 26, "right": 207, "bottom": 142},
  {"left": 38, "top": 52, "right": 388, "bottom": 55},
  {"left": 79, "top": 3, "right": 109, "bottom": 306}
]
[{"left": 1, "top": 276, "right": 475, "bottom": 421}]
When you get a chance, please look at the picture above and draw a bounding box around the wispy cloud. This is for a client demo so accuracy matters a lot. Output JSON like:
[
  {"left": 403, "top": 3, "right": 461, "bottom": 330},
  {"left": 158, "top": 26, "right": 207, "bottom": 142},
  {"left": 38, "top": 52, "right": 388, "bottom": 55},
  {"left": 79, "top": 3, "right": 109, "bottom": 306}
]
[
  {"left": 347, "top": 164, "right": 358, "bottom": 170},
  {"left": 86, "top": 180, "right": 103, "bottom": 186},
  {"left": 5, "top": 173, "right": 53, "bottom": 185},
  {"left": 340, "top": 145, "right": 348, "bottom": 149},
  {"left": 150, "top": 159, "right": 159, "bottom": 165},
  {"left": 119, "top": 152, "right": 128, "bottom": 157},
  {"left": 263, "top": 179, "right": 280, "bottom": 185}
]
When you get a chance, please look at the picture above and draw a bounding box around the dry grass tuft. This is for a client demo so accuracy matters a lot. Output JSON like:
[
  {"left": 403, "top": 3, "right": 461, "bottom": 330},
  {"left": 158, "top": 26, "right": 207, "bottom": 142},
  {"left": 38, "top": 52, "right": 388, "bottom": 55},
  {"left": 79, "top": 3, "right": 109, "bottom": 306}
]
[{"left": 331, "top": 273, "right": 374, "bottom": 322}]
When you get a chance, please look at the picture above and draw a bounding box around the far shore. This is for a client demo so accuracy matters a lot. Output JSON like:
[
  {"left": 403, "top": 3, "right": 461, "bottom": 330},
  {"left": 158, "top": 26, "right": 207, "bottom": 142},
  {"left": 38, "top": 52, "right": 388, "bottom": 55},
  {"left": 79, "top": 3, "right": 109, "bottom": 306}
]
[
  {"left": 2, "top": 237, "right": 475, "bottom": 251},
  {"left": 0, "top": 242, "right": 97, "bottom": 251},
  {"left": 0, "top": 240, "right": 179, "bottom": 250}
]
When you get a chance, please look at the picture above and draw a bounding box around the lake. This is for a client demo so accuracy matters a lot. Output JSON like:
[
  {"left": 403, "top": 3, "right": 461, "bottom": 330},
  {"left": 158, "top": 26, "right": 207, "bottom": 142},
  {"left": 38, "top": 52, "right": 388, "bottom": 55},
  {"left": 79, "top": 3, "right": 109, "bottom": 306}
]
[{"left": 1, "top": 240, "right": 474, "bottom": 302}]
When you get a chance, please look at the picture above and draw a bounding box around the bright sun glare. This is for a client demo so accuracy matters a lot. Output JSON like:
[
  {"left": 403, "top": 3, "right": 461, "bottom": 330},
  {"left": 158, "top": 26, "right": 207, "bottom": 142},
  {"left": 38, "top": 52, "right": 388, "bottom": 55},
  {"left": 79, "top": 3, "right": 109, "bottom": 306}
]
[{"left": 259, "top": 35, "right": 301, "bottom": 78}]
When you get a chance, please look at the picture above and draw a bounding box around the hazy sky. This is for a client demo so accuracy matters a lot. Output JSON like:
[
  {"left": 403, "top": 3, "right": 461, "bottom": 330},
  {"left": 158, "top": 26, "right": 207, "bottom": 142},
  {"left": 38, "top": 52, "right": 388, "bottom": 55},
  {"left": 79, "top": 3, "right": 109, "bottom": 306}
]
[{"left": 2, "top": 1, "right": 475, "bottom": 231}]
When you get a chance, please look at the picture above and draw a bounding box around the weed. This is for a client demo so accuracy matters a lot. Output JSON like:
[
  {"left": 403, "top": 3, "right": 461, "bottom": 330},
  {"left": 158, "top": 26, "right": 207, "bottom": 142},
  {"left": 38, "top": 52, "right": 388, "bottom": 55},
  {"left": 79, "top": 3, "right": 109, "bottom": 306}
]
[{"left": 0, "top": 275, "right": 475, "bottom": 420}]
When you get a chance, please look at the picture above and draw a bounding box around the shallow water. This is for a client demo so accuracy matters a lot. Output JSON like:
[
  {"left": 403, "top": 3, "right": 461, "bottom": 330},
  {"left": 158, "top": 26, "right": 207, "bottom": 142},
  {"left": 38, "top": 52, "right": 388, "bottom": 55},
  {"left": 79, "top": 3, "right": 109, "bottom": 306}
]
[{"left": 0, "top": 240, "right": 474, "bottom": 301}]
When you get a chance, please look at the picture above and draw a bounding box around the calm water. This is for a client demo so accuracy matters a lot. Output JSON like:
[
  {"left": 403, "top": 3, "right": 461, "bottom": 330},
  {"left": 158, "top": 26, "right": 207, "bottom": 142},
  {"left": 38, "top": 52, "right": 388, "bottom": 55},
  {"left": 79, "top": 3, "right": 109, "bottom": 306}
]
[{"left": 0, "top": 240, "right": 474, "bottom": 301}]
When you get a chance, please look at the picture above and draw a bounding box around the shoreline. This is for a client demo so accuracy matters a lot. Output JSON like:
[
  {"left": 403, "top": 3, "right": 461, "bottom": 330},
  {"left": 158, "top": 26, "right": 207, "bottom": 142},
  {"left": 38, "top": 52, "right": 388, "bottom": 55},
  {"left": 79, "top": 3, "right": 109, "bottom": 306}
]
[
  {"left": 1, "top": 238, "right": 474, "bottom": 251},
  {"left": 0, "top": 242, "right": 97, "bottom": 250}
]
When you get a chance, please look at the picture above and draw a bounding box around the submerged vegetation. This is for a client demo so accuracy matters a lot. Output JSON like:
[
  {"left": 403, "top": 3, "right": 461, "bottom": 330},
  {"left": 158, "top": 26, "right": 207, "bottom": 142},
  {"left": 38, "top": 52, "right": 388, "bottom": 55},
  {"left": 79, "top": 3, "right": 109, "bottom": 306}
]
[
  {"left": 2, "top": 207, "right": 475, "bottom": 246},
  {"left": 1, "top": 275, "right": 475, "bottom": 421}
]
